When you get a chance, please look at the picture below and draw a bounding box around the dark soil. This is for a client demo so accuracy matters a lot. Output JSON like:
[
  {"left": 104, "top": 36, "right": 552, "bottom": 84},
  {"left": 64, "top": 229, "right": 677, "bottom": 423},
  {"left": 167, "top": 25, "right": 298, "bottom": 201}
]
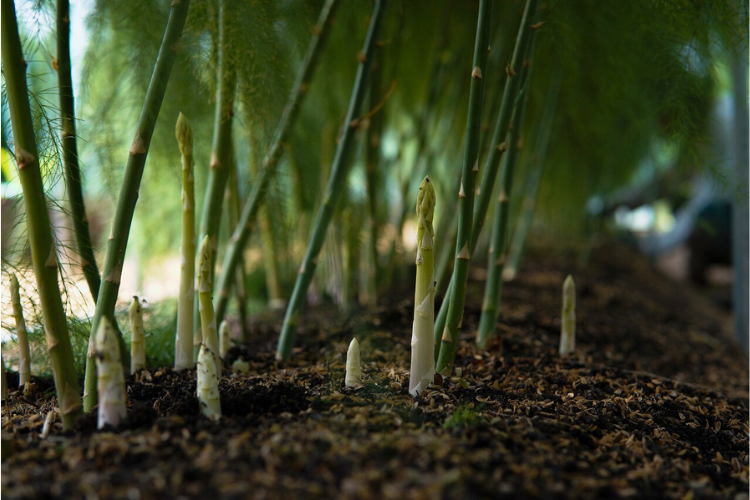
[{"left": 2, "top": 243, "right": 748, "bottom": 499}]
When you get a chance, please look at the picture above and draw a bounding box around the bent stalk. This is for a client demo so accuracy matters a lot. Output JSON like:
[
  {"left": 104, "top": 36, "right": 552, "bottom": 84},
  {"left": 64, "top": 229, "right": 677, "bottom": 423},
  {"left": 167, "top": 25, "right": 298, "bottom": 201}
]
[
  {"left": 175, "top": 113, "right": 195, "bottom": 370},
  {"left": 83, "top": 0, "right": 190, "bottom": 412},
  {"left": 276, "top": 0, "right": 387, "bottom": 361},
  {"left": 2, "top": 0, "right": 82, "bottom": 430}
]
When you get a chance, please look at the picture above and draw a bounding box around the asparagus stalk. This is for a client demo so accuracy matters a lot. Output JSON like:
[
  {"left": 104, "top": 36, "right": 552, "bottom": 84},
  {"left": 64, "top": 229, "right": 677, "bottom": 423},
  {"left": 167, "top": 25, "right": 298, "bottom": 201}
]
[
  {"left": 198, "top": 235, "right": 220, "bottom": 377},
  {"left": 226, "top": 151, "right": 250, "bottom": 332},
  {"left": 219, "top": 320, "right": 230, "bottom": 359},
  {"left": 214, "top": 0, "right": 340, "bottom": 325},
  {"left": 96, "top": 317, "right": 126, "bottom": 429},
  {"left": 409, "top": 176, "right": 436, "bottom": 396},
  {"left": 175, "top": 113, "right": 195, "bottom": 370},
  {"left": 2, "top": 0, "right": 82, "bottom": 430},
  {"left": 56, "top": 0, "right": 101, "bottom": 302},
  {"left": 276, "top": 0, "right": 387, "bottom": 361},
  {"left": 129, "top": 296, "right": 145, "bottom": 373},
  {"left": 345, "top": 338, "right": 362, "bottom": 387},
  {"left": 559, "top": 275, "right": 576, "bottom": 355},
  {"left": 1, "top": 353, "right": 7, "bottom": 402},
  {"left": 83, "top": 0, "right": 190, "bottom": 412},
  {"left": 197, "top": 344, "right": 221, "bottom": 419},
  {"left": 435, "top": 0, "right": 539, "bottom": 356},
  {"left": 433, "top": 0, "right": 493, "bottom": 375},
  {"left": 10, "top": 274, "right": 31, "bottom": 387}
]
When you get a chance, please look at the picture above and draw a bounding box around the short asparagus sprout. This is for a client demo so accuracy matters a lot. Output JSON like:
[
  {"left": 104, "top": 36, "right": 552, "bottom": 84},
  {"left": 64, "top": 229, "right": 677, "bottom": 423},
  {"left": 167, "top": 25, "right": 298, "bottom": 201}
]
[
  {"left": 40, "top": 411, "right": 54, "bottom": 439},
  {"left": 559, "top": 275, "right": 576, "bottom": 356},
  {"left": 345, "top": 338, "right": 362, "bottom": 387},
  {"left": 197, "top": 344, "right": 221, "bottom": 419},
  {"left": 197, "top": 235, "right": 220, "bottom": 377},
  {"left": 410, "top": 176, "right": 436, "bottom": 396},
  {"left": 10, "top": 274, "right": 31, "bottom": 387},
  {"left": 129, "top": 296, "right": 146, "bottom": 373},
  {"left": 231, "top": 358, "right": 250, "bottom": 373},
  {"left": 96, "top": 317, "right": 127, "bottom": 429},
  {"left": 219, "top": 320, "right": 230, "bottom": 359}
]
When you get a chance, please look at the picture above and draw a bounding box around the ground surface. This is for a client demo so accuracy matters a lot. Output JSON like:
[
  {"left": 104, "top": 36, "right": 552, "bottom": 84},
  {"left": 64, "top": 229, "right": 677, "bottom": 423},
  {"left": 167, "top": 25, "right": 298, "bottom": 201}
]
[{"left": 2, "top": 243, "right": 748, "bottom": 499}]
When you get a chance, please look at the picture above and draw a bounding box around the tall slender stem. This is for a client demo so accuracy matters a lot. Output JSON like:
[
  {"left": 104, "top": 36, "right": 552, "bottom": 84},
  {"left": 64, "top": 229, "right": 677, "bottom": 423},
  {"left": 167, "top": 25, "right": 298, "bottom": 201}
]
[
  {"left": 276, "top": 0, "right": 388, "bottom": 361},
  {"left": 82, "top": 0, "right": 190, "bottom": 412},
  {"left": 214, "top": 0, "right": 340, "bottom": 325},
  {"left": 433, "top": 0, "right": 493, "bottom": 375},
  {"left": 2, "top": 0, "right": 82, "bottom": 429},
  {"left": 57, "top": 0, "right": 101, "bottom": 302},
  {"left": 175, "top": 113, "right": 195, "bottom": 370}
]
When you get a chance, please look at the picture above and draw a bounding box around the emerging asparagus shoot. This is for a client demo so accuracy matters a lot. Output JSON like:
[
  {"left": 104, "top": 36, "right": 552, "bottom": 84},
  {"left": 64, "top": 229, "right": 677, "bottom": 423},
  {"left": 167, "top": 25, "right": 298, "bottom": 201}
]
[
  {"left": 559, "top": 275, "right": 576, "bottom": 356},
  {"left": 175, "top": 112, "right": 195, "bottom": 370},
  {"left": 197, "top": 344, "right": 221, "bottom": 419},
  {"left": 219, "top": 320, "right": 230, "bottom": 360},
  {"left": 96, "top": 317, "right": 127, "bottom": 429},
  {"left": 410, "top": 176, "right": 436, "bottom": 396},
  {"left": 129, "top": 296, "right": 146, "bottom": 373},
  {"left": 10, "top": 274, "right": 31, "bottom": 387},
  {"left": 198, "top": 235, "right": 220, "bottom": 377},
  {"left": 345, "top": 338, "right": 362, "bottom": 387}
]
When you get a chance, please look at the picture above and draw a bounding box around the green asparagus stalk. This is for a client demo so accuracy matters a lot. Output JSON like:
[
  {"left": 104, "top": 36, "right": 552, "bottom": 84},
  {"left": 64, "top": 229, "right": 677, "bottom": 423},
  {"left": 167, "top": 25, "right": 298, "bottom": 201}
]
[
  {"left": 96, "top": 317, "right": 126, "bottom": 429},
  {"left": 2, "top": 0, "right": 82, "bottom": 430},
  {"left": 433, "top": 0, "right": 493, "bottom": 375},
  {"left": 82, "top": 0, "right": 190, "bottom": 412},
  {"left": 1, "top": 353, "right": 7, "bottom": 402},
  {"left": 559, "top": 275, "right": 576, "bottom": 355},
  {"left": 219, "top": 320, "right": 230, "bottom": 359},
  {"left": 129, "top": 296, "right": 145, "bottom": 373},
  {"left": 476, "top": 95, "right": 528, "bottom": 347},
  {"left": 57, "top": 0, "right": 101, "bottom": 302},
  {"left": 275, "top": 0, "right": 387, "bottom": 361},
  {"left": 226, "top": 151, "right": 250, "bottom": 332},
  {"left": 345, "top": 338, "right": 362, "bottom": 387},
  {"left": 10, "top": 274, "right": 31, "bottom": 387},
  {"left": 198, "top": 235, "right": 220, "bottom": 377},
  {"left": 409, "top": 176, "right": 436, "bottom": 396},
  {"left": 214, "top": 0, "right": 340, "bottom": 325},
  {"left": 197, "top": 344, "right": 221, "bottom": 419},
  {"left": 435, "top": 0, "right": 539, "bottom": 357},
  {"left": 175, "top": 113, "right": 195, "bottom": 370}
]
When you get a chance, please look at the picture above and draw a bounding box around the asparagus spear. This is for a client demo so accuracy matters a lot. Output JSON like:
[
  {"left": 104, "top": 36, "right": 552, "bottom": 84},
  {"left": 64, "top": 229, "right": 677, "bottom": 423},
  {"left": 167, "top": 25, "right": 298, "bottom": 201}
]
[
  {"left": 197, "top": 344, "right": 221, "bottom": 419},
  {"left": 345, "top": 338, "right": 362, "bottom": 387},
  {"left": 175, "top": 113, "right": 195, "bottom": 370},
  {"left": 409, "top": 176, "right": 436, "bottom": 396},
  {"left": 198, "top": 236, "right": 220, "bottom": 377},
  {"left": 2, "top": 0, "right": 82, "bottom": 429},
  {"left": 129, "top": 296, "right": 146, "bottom": 373},
  {"left": 10, "top": 274, "right": 31, "bottom": 387},
  {"left": 559, "top": 275, "right": 576, "bottom": 355},
  {"left": 96, "top": 317, "right": 127, "bottom": 429},
  {"left": 219, "top": 320, "right": 230, "bottom": 360}
]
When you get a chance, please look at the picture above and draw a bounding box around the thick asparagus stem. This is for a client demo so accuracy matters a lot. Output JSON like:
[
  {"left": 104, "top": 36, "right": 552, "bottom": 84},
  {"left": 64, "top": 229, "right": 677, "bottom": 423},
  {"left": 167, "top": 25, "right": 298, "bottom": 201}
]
[
  {"left": 276, "top": 0, "right": 387, "bottom": 361},
  {"left": 434, "top": 0, "right": 539, "bottom": 356},
  {"left": 345, "top": 338, "right": 362, "bottom": 387},
  {"left": 214, "top": 0, "right": 340, "bottom": 325},
  {"left": 175, "top": 113, "right": 196, "bottom": 370},
  {"left": 56, "top": 0, "right": 101, "bottom": 302},
  {"left": 409, "top": 177, "right": 436, "bottom": 396},
  {"left": 2, "top": 0, "right": 82, "bottom": 429},
  {"left": 96, "top": 317, "right": 126, "bottom": 429},
  {"left": 198, "top": 236, "right": 220, "bottom": 377},
  {"left": 433, "top": 0, "right": 493, "bottom": 375},
  {"left": 197, "top": 344, "right": 221, "bottom": 419},
  {"left": 559, "top": 275, "right": 576, "bottom": 355},
  {"left": 83, "top": 0, "right": 190, "bottom": 412},
  {"left": 10, "top": 274, "right": 31, "bottom": 387},
  {"left": 129, "top": 296, "right": 145, "bottom": 373}
]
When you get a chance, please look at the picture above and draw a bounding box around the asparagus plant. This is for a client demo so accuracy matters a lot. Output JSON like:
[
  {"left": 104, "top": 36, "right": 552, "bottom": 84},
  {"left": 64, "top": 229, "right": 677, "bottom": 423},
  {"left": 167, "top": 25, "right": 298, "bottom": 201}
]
[
  {"left": 129, "top": 296, "right": 146, "bottom": 373},
  {"left": 197, "top": 344, "right": 221, "bottom": 419},
  {"left": 559, "top": 275, "right": 576, "bottom": 356},
  {"left": 10, "top": 274, "right": 31, "bottom": 387},
  {"left": 2, "top": 0, "right": 82, "bottom": 430},
  {"left": 435, "top": 0, "right": 539, "bottom": 355},
  {"left": 1, "top": 353, "right": 7, "bottom": 402},
  {"left": 219, "top": 320, "right": 230, "bottom": 359},
  {"left": 345, "top": 338, "right": 362, "bottom": 387},
  {"left": 198, "top": 236, "right": 220, "bottom": 376},
  {"left": 57, "top": 0, "right": 101, "bottom": 302},
  {"left": 96, "top": 317, "right": 127, "bottom": 429},
  {"left": 83, "top": 0, "right": 190, "bottom": 412},
  {"left": 433, "top": 0, "right": 493, "bottom": 375},
  {"left": 409, "top": 177, "right": 436, "bottom": 396},
  {"left": 214, "top": 0, "right": 341, "bottom": 325},
  {"left": 175, "top": 113, "right": 196, "bottom": 370},
  {"left": 276, "top": 0, "right": 387, "bottom": 360}
]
